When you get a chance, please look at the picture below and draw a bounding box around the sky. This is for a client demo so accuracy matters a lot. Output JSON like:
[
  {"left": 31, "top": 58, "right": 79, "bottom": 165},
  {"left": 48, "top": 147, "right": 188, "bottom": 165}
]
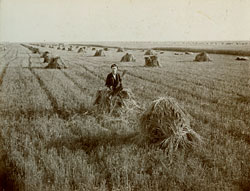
[{"left": 0, "top": 0, "right": 250, "bottom": 42}]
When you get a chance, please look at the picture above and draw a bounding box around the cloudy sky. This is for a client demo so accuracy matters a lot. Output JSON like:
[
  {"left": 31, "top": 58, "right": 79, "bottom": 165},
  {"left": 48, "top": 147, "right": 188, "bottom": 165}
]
[{"left": 0, "top": 0, "right": 250, "bottom": 42}]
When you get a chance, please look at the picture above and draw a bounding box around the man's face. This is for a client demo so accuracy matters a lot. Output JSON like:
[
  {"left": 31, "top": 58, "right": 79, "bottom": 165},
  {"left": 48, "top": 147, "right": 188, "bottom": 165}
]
[{"left": 111, "top": 66, "right": 117, "bottom": 74}]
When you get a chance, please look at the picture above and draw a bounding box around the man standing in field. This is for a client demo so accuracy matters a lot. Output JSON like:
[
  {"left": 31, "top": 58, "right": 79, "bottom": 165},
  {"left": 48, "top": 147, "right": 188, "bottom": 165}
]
[{"left": 105, "top": 64, "right": 123, "bottom": 96}]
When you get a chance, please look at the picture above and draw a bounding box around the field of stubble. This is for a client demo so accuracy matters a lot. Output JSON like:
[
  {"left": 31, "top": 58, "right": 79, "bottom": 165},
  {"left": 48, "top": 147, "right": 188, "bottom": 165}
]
[{"left": 0, "top": 43, "right": 249, "bottom": 190}]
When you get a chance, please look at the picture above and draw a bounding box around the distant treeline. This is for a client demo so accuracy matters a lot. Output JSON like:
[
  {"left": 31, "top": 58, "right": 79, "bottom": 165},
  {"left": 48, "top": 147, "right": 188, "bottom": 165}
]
[
  {"left": 153, "top": 47, "right": 250, "bottom": 56},
  {"left": 70, "top": 44, "right": 120, "bottom": 49},
  {"left": 69, "top": 44, "right": 135, "bottom": 50},
  {"left": 69, "top": 43, "right": 250, "bottom": 56}
]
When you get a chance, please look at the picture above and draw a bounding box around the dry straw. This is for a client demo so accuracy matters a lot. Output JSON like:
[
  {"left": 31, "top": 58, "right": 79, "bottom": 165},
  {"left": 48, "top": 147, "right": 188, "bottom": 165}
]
[
  {"left": 117, "top": 47, "right": 125, "bottom": 52},
  {"left": 45, "top": 56, "right": 67, "bottom": 69},
  {"left": 139, "top": 97, "right": 202, "bottom": 153},
  {"left": 144, "top": 49, "right": 156, "bottom": 55},
  {"left": 144, "top": 55, "right": 161, "bottom": 67},
  {"left": 93, "top": 88, "right": 140, "bottom": 117},
  {"left": 194, "top": 52, "right": 211, "bottom": 62},
  {"left": 120, "top": 53, "right": 136, "bottom": 62},
  {"left": 77, "top": 48, "right": 85, "bottom": 53},
  {"left": 94, "top": 49, "right": 105, "bottom": 56}
]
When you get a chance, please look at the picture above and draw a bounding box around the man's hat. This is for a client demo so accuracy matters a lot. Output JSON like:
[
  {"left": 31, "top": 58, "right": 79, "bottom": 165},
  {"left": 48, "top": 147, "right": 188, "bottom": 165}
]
[{"left": 111, "top": 64, "right": 118, "bottom": 68}]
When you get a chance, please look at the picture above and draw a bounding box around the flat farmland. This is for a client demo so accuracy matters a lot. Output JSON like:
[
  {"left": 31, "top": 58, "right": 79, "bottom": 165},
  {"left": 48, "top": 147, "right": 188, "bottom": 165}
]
[{"left": 0, "top": 43, "right": 249, "bottom": 190}]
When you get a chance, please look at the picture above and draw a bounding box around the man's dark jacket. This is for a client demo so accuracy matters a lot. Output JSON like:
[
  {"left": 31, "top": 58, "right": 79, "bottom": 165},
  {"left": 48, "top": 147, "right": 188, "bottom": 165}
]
[{"left": 105, "top": 73, "right": 122, "bottom": 91}]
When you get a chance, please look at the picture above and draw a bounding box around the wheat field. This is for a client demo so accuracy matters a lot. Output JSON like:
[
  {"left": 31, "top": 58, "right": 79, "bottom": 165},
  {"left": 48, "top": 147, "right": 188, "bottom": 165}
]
[{"left": 0, "top": 42, "right": 249, "bottom": 190}]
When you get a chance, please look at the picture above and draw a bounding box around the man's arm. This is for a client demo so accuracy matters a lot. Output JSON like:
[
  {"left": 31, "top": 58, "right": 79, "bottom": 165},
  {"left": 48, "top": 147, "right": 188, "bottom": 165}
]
[
  {"left": 105, "top": 73, "right": 112, "bottom": 89},
  {"left": 118, "top": 73, "right": 122, "bottom": 87},
  {"left": 119, "top": 73, "right": 122, "bottom": 83}
]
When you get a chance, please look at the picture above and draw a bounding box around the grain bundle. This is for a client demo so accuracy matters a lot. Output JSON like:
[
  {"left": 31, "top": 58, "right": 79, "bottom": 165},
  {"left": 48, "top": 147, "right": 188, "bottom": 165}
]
[
  {"left": 94, "top": 49, "right": 105, "bottom": 56},
  {"left": 40, "top": 51, "right": 50, "bottom": 63},
  {"left": 194, "top": 52, "right": 211, "bottom": 62},
  {"left": 174, "top": 52, "right": 183, "bottom": 55},
  {"left": 77, "top": 48, "right": 85, "bottom": 53},
  {"left": 45, "top": 56, "right": 67, "bottom": 69},
  {"left": 93, "top": 88, "right": 139, "bottom": 117},
  {"left": 144, "top": 49, "right": 156, "bottom": 55},
  {"left": 236, "top": 56, "right": 249, "bottom": 61},
  {"left": 120, "top": 53, "right": 136, "bottom": 62},
  {"left": 117, "top": 47, "right": 124, "bottom": 52},
  {"left": 144, "top": 55, "right": 161, "bottom": 67},
  {"left": 139, "top": 97, "right": 202, "bottom": 153}
]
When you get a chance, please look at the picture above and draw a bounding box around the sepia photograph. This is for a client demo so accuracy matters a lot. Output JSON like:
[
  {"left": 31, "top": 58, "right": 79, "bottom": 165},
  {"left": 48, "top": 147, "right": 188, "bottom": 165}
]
[{"left": 0, "top": 0, "right": 250, "bottom": 190}]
